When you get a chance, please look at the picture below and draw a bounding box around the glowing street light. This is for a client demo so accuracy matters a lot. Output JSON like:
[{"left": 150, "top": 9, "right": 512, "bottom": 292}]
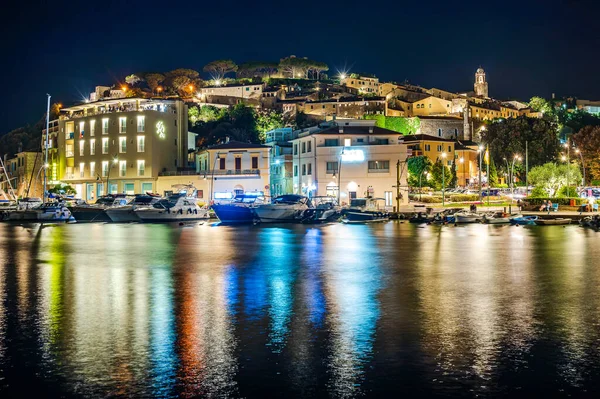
[
  {"left": 214, "top": 79, "right": 222, "bottom": 87},
  {"left": 477, "top": 145, "right": 484, "bottom": 200},
  {"left": 340, "top": 73, "right": 347, "bottom": 80},
  {"left": 121, "top": 85, "right": 127, "bottom": 92},
  {"left": 441, "top": 152, "right": 447, "bottom": 206},
  {"left": 575, "top": 148, "right": 586, "bottom": 185}
]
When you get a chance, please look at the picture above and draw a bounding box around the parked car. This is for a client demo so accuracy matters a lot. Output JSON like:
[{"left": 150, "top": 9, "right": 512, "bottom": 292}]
[{"left": 579, "top": 188, "right": 600, "bottom": 200}]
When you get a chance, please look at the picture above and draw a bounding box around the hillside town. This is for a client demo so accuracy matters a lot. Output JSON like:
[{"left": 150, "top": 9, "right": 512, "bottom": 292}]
[{"left": 1, "top": 57, "right": 599, "bottom": 212}]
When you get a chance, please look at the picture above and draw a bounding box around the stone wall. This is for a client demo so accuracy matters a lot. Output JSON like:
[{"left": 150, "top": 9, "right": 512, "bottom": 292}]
[{"left": 417, "top": 118, "right": 465, "bottom": 140}]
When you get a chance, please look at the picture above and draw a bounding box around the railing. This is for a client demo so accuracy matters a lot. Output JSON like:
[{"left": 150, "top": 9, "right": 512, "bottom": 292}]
[
  {"left": 159, "top": 169, "right": 261, "bottom": 177},
  {"left": 368, "top": 169, "right": 390, "bottom": 173},
  {"left": 65, "top": 105, "right": 178, "bottom": 119}
]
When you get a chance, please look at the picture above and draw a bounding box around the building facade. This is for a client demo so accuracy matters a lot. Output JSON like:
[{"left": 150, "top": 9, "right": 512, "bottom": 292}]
[
  {"left": 2, "top": 151, "right": 44, "bottom": 198},
  {"left": 474, "top": 67, "right": 489, "bottom": 98},
  {"left": 58, "top": 98, "right": 188, "bottom": 200},
  {"left": 196, "top": 141, "right": 271, "bottom": 201},
  {"left": 290, "top": 121, "right": 409, "bottom": 209}
]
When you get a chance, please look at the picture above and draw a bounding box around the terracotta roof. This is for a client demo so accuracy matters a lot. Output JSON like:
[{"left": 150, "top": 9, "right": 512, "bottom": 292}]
[{"left": 400, "top": 134, "right": 457, "bottom": 143}]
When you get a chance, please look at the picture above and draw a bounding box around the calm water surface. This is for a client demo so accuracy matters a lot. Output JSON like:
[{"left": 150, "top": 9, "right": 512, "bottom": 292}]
[{"left": 1, "top": 222, "right": 600, "bottom": 398}]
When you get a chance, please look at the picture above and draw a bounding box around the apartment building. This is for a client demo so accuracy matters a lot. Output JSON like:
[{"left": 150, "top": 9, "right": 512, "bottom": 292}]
[
  {"left": 196, "top": 141, "right": 271, "bottom": 201},
  {"left": 290, "top": 120, "right": 409, "bottom": 208},
  {"left": 58, "top": 97, "right": 188, "bottom": 200}
]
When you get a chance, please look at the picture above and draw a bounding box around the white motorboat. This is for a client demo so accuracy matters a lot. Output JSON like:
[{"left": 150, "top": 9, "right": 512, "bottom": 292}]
[
  {"left": 135, "top": 194, "right": 209, "bottom": 223},
  {"left": 6, "top": 202, "right": 74, "bottom": 222},
  {"left": 105, "top": 194, "right": 162, "bottom": 223},
  {"left": 253, "top": 194, "right": 311, "bottom": 223},
  {"left": 453, "top": 211, "right": 482, "bottom": 224},
  {"left": 342, "top": 197, "right": 389, "bottom": 224},
  {"left": 482, "top": 212, "right": 522, "bottom": 224}
]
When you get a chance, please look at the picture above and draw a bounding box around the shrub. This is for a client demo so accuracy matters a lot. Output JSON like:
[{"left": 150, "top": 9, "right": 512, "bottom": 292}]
[
  {"left": 530, "top": 186, "right": 548, "bottom": 198},
  {"left": 409, "top": 194, "right": 442, "bottom": 203},
  {"left": 449, "top": 194, "right": 479, "bottom": 202},
  {"left": 557, "top": 186, "right": 578, "bottom": 197},
  {"left": 525, "top": 197, "right": 584, "bottom": 206},
  {"left": 494, "top": 183, "right": 508, "bottom": 188}
]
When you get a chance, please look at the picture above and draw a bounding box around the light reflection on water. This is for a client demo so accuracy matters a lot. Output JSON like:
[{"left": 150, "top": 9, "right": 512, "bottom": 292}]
[{"left": 1, "top": 223, "right": 600, "bottom": 397}]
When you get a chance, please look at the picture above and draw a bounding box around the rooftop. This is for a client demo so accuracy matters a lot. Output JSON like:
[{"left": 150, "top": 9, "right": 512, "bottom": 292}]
[
  {"left": 400, "top": 134, "right": 458, "bottom": 143},
  {"left": 203, "top": 141, "right": 271, "bottom": 151}
]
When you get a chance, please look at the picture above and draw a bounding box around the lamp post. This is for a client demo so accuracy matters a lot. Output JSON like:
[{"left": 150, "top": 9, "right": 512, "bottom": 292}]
[
  {"left": 336, "top": 147, "right": 346, "bottom": 205},
  {"left": 441, "top": 152, "right": 447, "bottom": 207},
  {"left": 419, "top": 169, "right": 429, "bottom": 202},
  {"left": 575, "top": 148, "right": 586, "bottom": 186},
  {"left": 210, "top": 151, "right": 221, "bottom": 202},
  {"left": 459, "top": 156, "right": 464, "bottom": 188},
  {"left": 564, "top": 139, "right": 570, "bottom": 194},
  {"left": 105, "top": 155, "right": 118, "bottom": 195},
  {"left": 511, "top": 155, "right": 521, "bottom": 203},
  {"left": 478, "top": 146, "right": 483, "bottom": 200}
]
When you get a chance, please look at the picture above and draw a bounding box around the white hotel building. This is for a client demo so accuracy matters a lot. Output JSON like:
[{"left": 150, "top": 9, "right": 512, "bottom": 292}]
[
  {"left": 58, "top": 98, "right": 188, "bottom": 200},
  {"left": 290, "top": 120, "right": 409, "bottom": 209}
]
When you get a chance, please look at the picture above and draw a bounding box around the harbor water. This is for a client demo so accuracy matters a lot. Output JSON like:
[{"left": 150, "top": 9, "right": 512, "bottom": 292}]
[{"left": 1, "top": 222, "right": 600, "bottom": 397}]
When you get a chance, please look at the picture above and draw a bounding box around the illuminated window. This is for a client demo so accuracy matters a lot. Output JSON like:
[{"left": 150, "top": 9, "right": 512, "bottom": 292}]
[
  {"left": 368, "top": 160, "right": 390, "bottom": 172},
  {"left": 102, "top": 161, "right": 109, "bottom": 177},
  {"left": 137, "top": 160, "right": 145, "bottom": 176},
  {"left": 90, "top": 120, "right": 95, "bottom": 136},
  {"left": 79, "top": 140, "right": 84, "bottom": 156},
  {"left": 79, "top": 121, "right": 85, "bottom": 137},
  {"left": 385, "top": 191, "right": 393, "bottom": 206},
  {"left": 137, "top": 136, "right": 145, "bottom": 152},
  {"left": 137, "top": 115, "right": 145, "bottom": 132},
  {"left": 102, "top": 118, "right": 109, "bottom": 134},
  {"left": 79, "top": 162, "right": 85, "bottom": 178},
  {"left": 344, "top": 138, "right": 351, "bottom": 147},
  {"left": 119, "top": 117, "right": 126, "bottom": 133},
  {"left": 119, "top": 161, "right": 126, "bottom": 177},
  {"left": 90, "top": 139, "right": 95, "bottom": 155},
  {"left": 102, "top": 138, "right": 109, "bottom": 154},
  {"left": 119, "top": 137, "right": 127, "bottom": 153},
  {"left": 90, "top": 162, "right": 95, "bottom": 177}
]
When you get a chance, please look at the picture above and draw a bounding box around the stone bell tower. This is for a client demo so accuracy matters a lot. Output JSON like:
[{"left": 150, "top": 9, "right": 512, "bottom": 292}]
[{"left": 474, "top": 67, "right": 488, "bottom": 98}]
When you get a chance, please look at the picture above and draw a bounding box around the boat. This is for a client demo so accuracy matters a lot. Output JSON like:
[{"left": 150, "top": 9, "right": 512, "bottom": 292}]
[
  {"left": 105, "top": 194, "right": 163, "bottom": 223},
  {"left": 430, "top": 208, "right": 463, "bottom": 224},
  {"left": 253, "top": 195, "right": 311, "bottom": 223},
  {"left": 453, "top": 211, "right": 482, "bottom": 224},
  {"left": 17, "top": 197, "right": 43, "bottom": 210},
  {"left": 482, "top": 212, "right": 522, "bottom": 224},
  {"left": 211, "top": 193, "right": 266, "bottom": 224},
  {"left": 341, "top": 197, "right": 389, "bottom": 224},
  {"left": 135, "top": 194, "right": 209, "bottom": 223},
  {"left": 510, "top": 215, "right": 539, "bottom": 225},
  {"left": 534, "top": 218, "right": 572, "bottom": 226},
  {"left": 5, "top": 202, "right": 74, "bottom": 222},
  {"left": 409, "top": 212, "right": 430, "bottom": 224},
  {"left": 580, "top": 216, "right": 600, "bottom": 229},
  {"left": 300, "top": 196, "right": 341, "bottom": 224},
  {"left": 70, "top": 194, "right": 131, "bottom": 223}
]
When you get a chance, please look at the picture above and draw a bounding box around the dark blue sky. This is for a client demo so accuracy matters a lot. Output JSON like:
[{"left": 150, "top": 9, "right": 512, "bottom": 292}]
[{"left": 2, "top": 0, "right": 599, "bottom": 132}]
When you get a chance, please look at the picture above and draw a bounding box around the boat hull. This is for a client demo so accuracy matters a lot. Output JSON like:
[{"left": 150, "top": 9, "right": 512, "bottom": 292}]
[
  {"left": 71, "top": 207, "right": 111, "bottom": 222},
  {"left": 212, "top": 204, "right": 256, "bottom": 224},
  {"left": 105, "top": 207, "right": 141, "bottom": 223},
  {"left": 343, "top": 211, "right": 389, "bottom": 224},
  {"left": 254, "top": 206, "right": 305, "bottom": 223},
  {"left": 6, "top": 206, "right": 74, "bottom": 222},
  {"left": 136, "top": 208, "right": 209, "bottom": 223},
  {"left": 534, "top": 218, "right": 572, "bottom": 226}
]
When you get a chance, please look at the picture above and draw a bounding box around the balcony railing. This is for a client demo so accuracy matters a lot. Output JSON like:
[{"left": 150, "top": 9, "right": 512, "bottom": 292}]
[
  {"left": 64, "top": 105, "right": 177, "bottom": 119},
  {"left": 66, "top": 132, "right": 74, "bottom": 140},
  {"left": 368, "top": 168, "right": 390, "bottom": 173},
  {"left": 159, "top": 169, "right": 261, "bottom": 177}
]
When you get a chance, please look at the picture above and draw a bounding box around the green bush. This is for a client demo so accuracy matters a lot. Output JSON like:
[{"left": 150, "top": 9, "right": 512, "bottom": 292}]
[
  {"left": 409, "top": 194, "right": 442, "bottom": 203},
  {"left": 557, "top": 186, "right": 578, "bottom": 198},
  {"left": 530, "top": 186, "right": 548, "bottom": 198},
  {"left": 449, "top": 194, "right": 479, "bottom": 202},
  {"left": 494, "top": 183, "right": 508, "bottom": 188}
]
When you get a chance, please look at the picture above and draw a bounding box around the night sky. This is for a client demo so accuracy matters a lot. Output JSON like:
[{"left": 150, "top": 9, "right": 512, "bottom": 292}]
[{"left": 2, "top": 0, "right": 599, "bottom": 132}]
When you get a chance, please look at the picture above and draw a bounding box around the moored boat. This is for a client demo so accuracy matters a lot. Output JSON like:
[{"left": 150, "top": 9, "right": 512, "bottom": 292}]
[
  {"left": 482, "top": 212, "right": 522, "bottom": 224},
  {"left": 105, "top": 194, "right": 162, "bottom": 223},
  {"left": 453, "top": 211, "right": 482, "bottom": 224},
  {"left": 342, "top": 198, "right": 389, "bottom": 224},
  {"left": 135, "top": 194, "right": 209, "bottom": 223},
  {"left": 211, "top": 193, "right": 266, "bottom": 224},
  {"left": 534, "top": 218, "right": 572, "bottom": 226},
  {"left": 300, "top": 197, "right": 341, "bottom": 224},
  {"left": 409, "top": 212, "right": 430, "bottom": 224},
  {"left": 253, "top": 195, "right": 311, "bottom": 223},
  {"left": 6, "top": 202, "right": 74, "bottom": 223},
  {"left": 510, "top": 215, "right": 539, "bottom": 225},
  {"left": 71, "top": 194, "right": 131, "bottom": 223}
]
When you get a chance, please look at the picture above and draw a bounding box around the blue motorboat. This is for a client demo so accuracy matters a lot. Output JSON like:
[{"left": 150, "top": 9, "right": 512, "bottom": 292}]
[
  {"left": 212, "top": 194, "right": 266, "bottom": 224},
  {"left": 510, "top": 215, "right": 538, "bottom": 225}
]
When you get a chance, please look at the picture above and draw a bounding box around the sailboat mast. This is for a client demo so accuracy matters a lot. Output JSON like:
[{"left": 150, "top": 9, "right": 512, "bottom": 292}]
[{"left": 44, "top": 94, "right": 50, "bottom": 203}]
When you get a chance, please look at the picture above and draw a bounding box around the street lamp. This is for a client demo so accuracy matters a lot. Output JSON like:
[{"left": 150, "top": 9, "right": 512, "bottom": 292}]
[
  {"left": 575, "top": 148, "right": 586, "bottom": 186},
  {"left": 441, "top": 152, "right": 447, "bottom": 206},
  {"left": 564, "top": 140, "right": 570, "bottom": 194},
  {"left": 419, "top": 169, "right": 429, "bottom": 202},
  {"left": 105, "top": 155, "right": 118, "bottom": 195},
  {"left": 477, "top": 145, "right": 483, "bottom": 200},
  {"left": 511, "top": 155, "right": 521, "bottom": 203},
  {"left": 459, "top": 157, "right": 464, "bottom": 188},
  {"left": 210, "top": 151, "right": 221, "bottom": 202}
]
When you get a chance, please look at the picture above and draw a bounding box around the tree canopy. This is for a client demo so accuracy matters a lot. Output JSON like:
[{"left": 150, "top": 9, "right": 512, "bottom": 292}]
[
  {"left": 203, "top": 60, "right": 238, "bottom": 80},
  {"left": 573, "top": 125, "right": 600, "bottom": 184},
  {"left": 528, "top": 162, "right": 581, "bottom": 197},
  {"left": 407, "top": 156, "right": 432, "bottom": 188}
]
